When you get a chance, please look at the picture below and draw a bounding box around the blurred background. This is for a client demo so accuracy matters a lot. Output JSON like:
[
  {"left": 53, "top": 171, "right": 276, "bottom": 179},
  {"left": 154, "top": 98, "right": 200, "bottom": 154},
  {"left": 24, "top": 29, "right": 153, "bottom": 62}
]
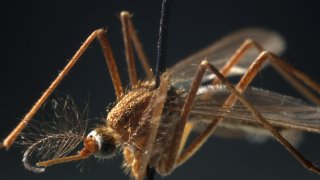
[{"left": 0, "top": 0, "right": 319, "bottom": 179}]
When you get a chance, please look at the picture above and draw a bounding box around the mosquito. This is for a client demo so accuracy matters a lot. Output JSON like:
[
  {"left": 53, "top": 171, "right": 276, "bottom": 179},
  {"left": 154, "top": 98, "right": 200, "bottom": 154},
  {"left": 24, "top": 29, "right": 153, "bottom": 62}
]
[{"left": 1, "top": 0, "right": 320, "bottom": 180}]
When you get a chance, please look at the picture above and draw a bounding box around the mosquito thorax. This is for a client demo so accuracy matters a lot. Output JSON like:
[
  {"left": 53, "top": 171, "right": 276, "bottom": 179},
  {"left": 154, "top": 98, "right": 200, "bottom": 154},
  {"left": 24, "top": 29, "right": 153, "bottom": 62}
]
[
  {"left": 86, "top": 130, "right": 117, "bottom": 159},
  {"left": 106, "top": 81, "right": 156, "bottom": 142}
]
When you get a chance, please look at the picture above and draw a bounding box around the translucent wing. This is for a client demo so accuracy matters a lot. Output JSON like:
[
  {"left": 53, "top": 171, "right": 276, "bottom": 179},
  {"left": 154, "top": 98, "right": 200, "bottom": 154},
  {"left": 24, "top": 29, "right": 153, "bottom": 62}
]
[
  {"left": 168, "top": 28, "right": 286, "bottom": 86},
  {"left": 169, "top": 85, "right": 320, "bottom": 134}
]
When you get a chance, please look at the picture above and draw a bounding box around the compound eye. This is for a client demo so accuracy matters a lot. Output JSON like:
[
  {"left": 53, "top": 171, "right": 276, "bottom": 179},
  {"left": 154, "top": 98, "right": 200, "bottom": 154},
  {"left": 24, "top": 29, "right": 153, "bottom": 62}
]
[
  {"left": 86, "top": 130, "right": 116, "bottom": 159},
  {"left": 99, "top": 135, "right": 116, "bottom": 158}
]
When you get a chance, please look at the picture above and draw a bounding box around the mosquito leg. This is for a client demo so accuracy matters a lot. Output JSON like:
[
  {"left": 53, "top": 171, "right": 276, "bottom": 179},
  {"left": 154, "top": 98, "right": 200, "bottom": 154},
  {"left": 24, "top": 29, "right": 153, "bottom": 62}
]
[
  {"left": 224, "top": 51, "right": 320, "bottom": 105},
  {"left": 213, "top": 39, "right": 263, "bottom": 81},
  {"left": 172, "top": 60, "right": 233, "bottom": 167},
  {"left": 126, "top": 13, "right": 153, "bottom": 79},
  {"left": 129, "top": 73, "right": 169, "bottom": 180},
  {"left": 155, "top": 61, "right": 209, "bottom": 174},
  {"left": 176, "top": 117, "right": 220, "bottom": 166},
  {"left": 268, "top": 53, "right": 320, "bottom": 105},
  {"left": 213, "top": 39, "right": 320, "bottom": 104},
  {"left": 120, "top": 11, "right": 153, "bottom": 82},
  {"left": 178, "top": 122, "right": 194, "bottom": 155},
  {"left": 155, "top": 121, "right": 193, "bottom": 175},
  {"left": 121, "top": 11, "right": 138, "bottom": 86},
  {"left": 1, "top": 29, "right": 124, "bottom": 150},
  {"left": 96, "top": 30, "right": 124, "bottom": 99},
  {"left": 177, "top": 59, "right": 320, "bottom": 174}
]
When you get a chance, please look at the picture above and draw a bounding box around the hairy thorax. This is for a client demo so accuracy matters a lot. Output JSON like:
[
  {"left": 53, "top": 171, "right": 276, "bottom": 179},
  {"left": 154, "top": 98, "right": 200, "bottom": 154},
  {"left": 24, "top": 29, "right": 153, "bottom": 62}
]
[{"left": 105, "top": 81, "right": 156, "bottom": 143}]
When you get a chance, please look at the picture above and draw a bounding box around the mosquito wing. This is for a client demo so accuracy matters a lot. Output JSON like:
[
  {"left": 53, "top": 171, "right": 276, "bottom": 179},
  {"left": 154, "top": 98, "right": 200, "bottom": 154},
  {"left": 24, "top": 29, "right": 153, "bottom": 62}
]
[
  {"left": 168, "top": 28, "right": 286, "bottom": 86},
  {"left": 182, "top": 85, "right": 320, "bottom": 134},
  {"left": 168, "top": 85, "right": 320, "bottom": 134}
]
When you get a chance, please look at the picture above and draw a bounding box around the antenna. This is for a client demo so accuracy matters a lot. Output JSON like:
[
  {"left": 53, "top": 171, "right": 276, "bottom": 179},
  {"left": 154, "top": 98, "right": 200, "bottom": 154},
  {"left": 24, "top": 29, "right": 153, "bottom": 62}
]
[{"left": 155, "top": 0, "right": 172, "bottom": 88}]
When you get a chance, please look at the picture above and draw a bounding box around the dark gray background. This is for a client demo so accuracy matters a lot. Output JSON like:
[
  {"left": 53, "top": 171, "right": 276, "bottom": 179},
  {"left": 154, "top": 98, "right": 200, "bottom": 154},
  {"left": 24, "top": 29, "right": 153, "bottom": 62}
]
[{"left": 0, "top": 0, "right": 319, "bottom": 180}]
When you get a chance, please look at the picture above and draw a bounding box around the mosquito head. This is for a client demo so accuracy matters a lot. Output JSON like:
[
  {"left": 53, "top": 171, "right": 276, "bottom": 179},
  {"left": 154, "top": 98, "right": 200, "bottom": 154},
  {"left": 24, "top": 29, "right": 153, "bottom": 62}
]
[{"left": 85, "top": 129, "right": 117, "bottom": 159}]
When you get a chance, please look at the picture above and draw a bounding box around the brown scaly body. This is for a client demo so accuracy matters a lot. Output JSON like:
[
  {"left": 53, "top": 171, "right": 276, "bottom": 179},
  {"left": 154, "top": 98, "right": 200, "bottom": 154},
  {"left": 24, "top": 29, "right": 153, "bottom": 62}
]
[
  {"left": 99, "top": 81, "right": 156, "bottom": 144},
  {"left": 95, "top": 79, "right": 183, "bottom": 179}
]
